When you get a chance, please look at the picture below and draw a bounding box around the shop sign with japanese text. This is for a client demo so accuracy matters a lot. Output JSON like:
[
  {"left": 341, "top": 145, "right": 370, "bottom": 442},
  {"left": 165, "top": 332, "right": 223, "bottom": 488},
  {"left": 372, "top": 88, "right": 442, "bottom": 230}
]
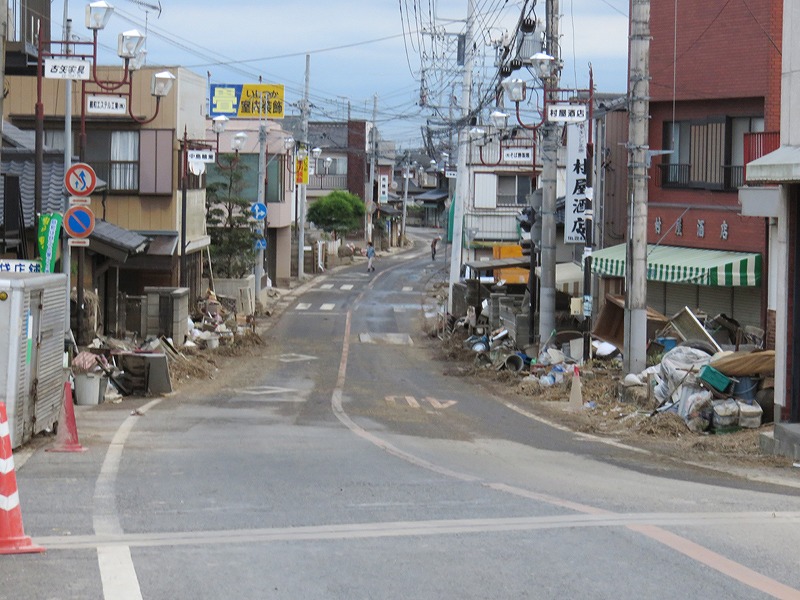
[
  {"left": 502, "top": 147, "right": 534, "bottom": 163},
  {"left": 209, "top": 84, "right": 285, "bottom": 119},
  {"left": 547, "top": 103, "right": 587, "bottom": 123},
  {"left": 45, "top": 58, "right": 90, "bottom": 80},
  {"left": 295, "top": 155, "right": 309, "bottom": 185},
  {"left": 0, "top": 260, "right": 42, "bottom": 274},
  {"left": 86, "top": 95, "right": 128, "bottom": 115},
  {"left": 565, "top": 122, "right": 589, "bottom": 244}
]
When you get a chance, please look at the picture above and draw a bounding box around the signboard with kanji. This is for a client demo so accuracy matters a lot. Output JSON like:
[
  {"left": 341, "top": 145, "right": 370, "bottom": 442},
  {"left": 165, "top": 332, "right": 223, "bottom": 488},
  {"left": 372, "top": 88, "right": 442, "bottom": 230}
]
[
  {"left": 295, "top": 155, "right": 309, "bottom": 185},
  {"left": 45, "top": 58, "right": 90, "bottom": 80},
  {"left": 502, "top": 147, "right": 534, "bottom": 163},
  {"left": 547, "top": 103, "right": 587, "bottom": 123},
  {"left": 209, "top": 83, "right": 285, "bottom": 119},
  {"left": 86, "top": 95, "right": 128, "bottom": 115},
  {"left": 565, "top": 122, "right": 589, "bottom": 244}
]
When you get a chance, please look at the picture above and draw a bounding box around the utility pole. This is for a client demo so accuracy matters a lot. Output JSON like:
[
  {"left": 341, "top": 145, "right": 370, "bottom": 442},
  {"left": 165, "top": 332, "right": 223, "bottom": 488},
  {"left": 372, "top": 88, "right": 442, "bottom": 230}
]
[
  {"left": 367, "top": 93, "right": 377, "bottom": 242},
  {"left": 401, "top": 151, "right": 410, "bottom": 243},
  {"left": 448, "top": 0, "right": 476, "bottom": 313},
  {"left": 625, "top": 0, "right": 650, "bottom": 374},
  {"left": 255, "top": 100, "right": 267, "bottom": 300},
  {"left": 298, "top": 54, "right": 310, "bottom": 279},
  {"left": 63, "top": 13, "right": 74, "bottom": 335},
  {"left": 538, "top": 0, "right": 560, "bottom": 347}
]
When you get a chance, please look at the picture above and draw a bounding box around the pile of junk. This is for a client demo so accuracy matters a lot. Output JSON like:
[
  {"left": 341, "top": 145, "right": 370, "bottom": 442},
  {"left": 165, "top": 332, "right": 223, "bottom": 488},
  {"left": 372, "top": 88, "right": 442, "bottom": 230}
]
[{"left": 618, "top": 303, "right": 774, "bottom": 433}]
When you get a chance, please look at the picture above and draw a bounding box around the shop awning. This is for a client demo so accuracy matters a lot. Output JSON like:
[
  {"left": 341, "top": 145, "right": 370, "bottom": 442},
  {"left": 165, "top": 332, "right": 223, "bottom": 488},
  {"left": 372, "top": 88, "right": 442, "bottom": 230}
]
[{"left": 591, "top": 244, "right": 762, "bottom": 286}]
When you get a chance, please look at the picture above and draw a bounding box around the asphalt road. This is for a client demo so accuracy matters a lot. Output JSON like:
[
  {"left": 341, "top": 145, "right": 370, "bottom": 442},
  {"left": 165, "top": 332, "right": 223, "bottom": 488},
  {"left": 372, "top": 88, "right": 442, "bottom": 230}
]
[{"left": 5, "top": 231, "right": 800, "bottom": 599}]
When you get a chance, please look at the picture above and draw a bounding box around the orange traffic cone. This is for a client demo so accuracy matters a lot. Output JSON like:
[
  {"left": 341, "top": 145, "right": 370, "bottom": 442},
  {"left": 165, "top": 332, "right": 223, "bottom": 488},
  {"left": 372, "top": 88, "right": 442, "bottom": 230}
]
[
  {"left": 47, "top": 382, "right": 87, "bottom": 453},
  {"left": 0, "top": 403, "right": 45, "bottom": 554}
]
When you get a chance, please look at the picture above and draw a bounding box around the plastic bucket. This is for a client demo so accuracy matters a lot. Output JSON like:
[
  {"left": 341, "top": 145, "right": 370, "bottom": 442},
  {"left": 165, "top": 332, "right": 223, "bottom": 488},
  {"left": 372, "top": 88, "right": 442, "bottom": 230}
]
[
  {"left": 74, "top": 373, "right": 102, "bottom": 405},
  {"left": 732, "top": 376, "right": 758, "bottom": 402}
]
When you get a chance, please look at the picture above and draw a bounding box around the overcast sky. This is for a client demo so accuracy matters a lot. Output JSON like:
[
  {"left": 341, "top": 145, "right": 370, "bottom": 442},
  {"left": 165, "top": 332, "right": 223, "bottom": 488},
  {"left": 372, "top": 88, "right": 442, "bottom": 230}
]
[{"left": 59, "top": 0, "right": 629, "bottom": 147}]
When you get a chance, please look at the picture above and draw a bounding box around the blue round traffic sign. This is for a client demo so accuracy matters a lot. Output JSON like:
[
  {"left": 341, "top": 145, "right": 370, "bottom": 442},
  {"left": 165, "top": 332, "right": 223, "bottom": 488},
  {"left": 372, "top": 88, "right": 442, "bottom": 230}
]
[
  {"left": 250, "top": 202, "right": 267, "bottom": 221},
  {"left": 63, "top": 205, "right": 96, "bottom": 238}
]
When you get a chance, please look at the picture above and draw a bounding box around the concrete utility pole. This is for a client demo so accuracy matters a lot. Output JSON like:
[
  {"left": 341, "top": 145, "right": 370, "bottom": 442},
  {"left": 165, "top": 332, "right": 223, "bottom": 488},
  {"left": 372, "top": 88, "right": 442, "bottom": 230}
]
[
  {"left": 255, "top": 104, "right": 267, "bottom": 299},
  {"left": 624, "top": 0, "right": 651, "bottom": 374},
  {"left": 401, "top": 151, "right": 410, "bottom": 243},
  {"left": 63, "top": 12, "right": 74, "bottom": 335},
  {"left": 448, "top": 0, "right": 476, "bottom": 312},
  {"left": 538, "top": 0, "right": 560, "bottom": 347},
  {"left": 367, "top": 93, "right": 377, "bottom": 242},
  {"left": 298, "top": 54, "right": 310, "bottom": 279}
]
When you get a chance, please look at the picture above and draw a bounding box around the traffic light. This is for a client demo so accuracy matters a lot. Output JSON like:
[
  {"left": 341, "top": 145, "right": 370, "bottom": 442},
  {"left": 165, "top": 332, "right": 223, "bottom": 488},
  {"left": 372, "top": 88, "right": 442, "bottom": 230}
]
[
  {"left": 516, "top": 206, "right": 536, "bottom": 233},
  {"left": 520, "top": 237, "right": 533, "bottom": 256}
]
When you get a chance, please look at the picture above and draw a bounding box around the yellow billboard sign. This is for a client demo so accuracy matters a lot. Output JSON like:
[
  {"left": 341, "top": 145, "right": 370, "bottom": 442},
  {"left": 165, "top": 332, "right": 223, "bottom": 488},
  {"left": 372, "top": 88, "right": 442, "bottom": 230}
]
[{"left": 209, "top": 83, "right": 285, "bottom": 119}]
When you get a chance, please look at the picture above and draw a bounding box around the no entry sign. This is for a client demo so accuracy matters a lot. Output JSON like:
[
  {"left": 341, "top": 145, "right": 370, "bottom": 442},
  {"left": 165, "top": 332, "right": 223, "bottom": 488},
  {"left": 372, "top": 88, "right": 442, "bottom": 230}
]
[{"left": 63, "top": 205, "right": 96, "bottom": 238}]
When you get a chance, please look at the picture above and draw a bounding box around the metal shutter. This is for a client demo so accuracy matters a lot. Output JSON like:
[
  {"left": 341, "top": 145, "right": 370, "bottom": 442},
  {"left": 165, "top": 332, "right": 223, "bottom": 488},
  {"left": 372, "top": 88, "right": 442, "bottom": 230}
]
[
  {"left": 647, "top": 281, "right": 667, "bottom": 315},
  {"left": 731, "top": 287, "right": 763, "bottom": 329},
  {"left": 665, "top": 284, "right": 699, "bottom": 318}
]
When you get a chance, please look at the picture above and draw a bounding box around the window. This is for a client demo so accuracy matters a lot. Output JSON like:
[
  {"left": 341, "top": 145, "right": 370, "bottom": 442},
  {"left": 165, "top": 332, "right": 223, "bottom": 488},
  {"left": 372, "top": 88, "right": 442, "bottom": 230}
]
[
  {"left": 497, "top": 174, "right": 531, "bottom": 206},
  {"left": 83, "top": 130, "right": 139, "bottom": 192},
  {"left": 473, "top": 173, "right": 531, "bottom": 208}
]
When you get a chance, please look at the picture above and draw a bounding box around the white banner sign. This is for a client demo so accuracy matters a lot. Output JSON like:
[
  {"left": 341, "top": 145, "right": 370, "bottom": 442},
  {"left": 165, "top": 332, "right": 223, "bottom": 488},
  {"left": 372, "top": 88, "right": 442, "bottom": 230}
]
[
  {"left": 565, "top": 122, "right": 589, "bottom": 244},
  {"left": 86, "top": 95, "right": 128, "bottom": 115},
  {"left": 188, "top": 150, "right": 216, "bottom": 163},
  {"left": 445, "top": 170, "right": 457, "bottom": 179},
  {"left": 379, "top": 174, "right": 389, "bottom": 202},
  {"left": 45, "top": 58, "right": 91, "bottom": 80},
  {"left": 547, "top": 103, "right": 587, "bottom": 123},
  {"left": 502, "top": 147, "right": 534, "bottom": 163}
]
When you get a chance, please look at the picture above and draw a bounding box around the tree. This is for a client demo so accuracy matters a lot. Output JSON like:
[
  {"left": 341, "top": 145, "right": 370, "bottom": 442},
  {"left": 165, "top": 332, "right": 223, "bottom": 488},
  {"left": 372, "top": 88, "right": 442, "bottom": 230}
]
[
  {"left": 306, "top": 190, "right": 366, "bottom": 239},
  {"left": 206, "top": 154, "right": 258, "bottom": 278}
]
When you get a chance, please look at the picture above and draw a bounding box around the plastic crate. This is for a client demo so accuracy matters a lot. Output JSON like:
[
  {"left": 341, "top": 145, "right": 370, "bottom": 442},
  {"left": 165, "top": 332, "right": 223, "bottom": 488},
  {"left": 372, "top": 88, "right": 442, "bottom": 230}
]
[{"left": 699, "top": 365, "right": 732, "bottom": 393}]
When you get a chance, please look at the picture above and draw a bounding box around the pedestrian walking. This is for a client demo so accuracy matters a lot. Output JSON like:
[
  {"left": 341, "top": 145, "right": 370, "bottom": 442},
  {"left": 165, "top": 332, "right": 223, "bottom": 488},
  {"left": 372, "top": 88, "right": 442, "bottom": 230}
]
[
  {"left": 366, "top": 241, "right": 376, "bottom": 272},
  {"left": 431, "top": 236, "right": 441, "bottom": 261}
]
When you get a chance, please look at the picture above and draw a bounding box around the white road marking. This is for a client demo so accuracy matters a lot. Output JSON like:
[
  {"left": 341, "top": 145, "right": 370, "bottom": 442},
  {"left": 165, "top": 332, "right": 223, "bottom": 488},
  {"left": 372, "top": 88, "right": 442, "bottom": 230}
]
[
  {"left": 93, "top": 398, "right": 162, "bottom": 600},
  {"left": 425, "top": 397, "right": 457, "bottom": 409},
  {"left": 296, "top": 303, "right": 311, "bottom": 310},
  {"left": 359, "top": 333, "right": 414, "bottom": 345},
  {"left": 320, "top": 303, "right": 336, "bottom": 311},
  {"left": 402, "top": 286, "right": 413, "bottom": 292},
  {"left": 385, "top": 396, "right": 456, "bottom": 409},
  {"left": 341, "top": 284, "right": 354, "bottom": 290},
  {"left": 319, "top": 284, "right": 334, "bottom": 290},
  {"left": 279, "top": 353, "right": 318, "bottom": 363},
  {"left": 234, "top": 386, "right": 299, "bottom": 396}
]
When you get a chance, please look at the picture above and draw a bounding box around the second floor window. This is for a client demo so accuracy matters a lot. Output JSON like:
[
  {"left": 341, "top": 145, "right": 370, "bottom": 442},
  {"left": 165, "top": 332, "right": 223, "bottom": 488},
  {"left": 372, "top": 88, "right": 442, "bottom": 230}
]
[{"left": 84, "top": 130, "right": 139, "bottom": 192}]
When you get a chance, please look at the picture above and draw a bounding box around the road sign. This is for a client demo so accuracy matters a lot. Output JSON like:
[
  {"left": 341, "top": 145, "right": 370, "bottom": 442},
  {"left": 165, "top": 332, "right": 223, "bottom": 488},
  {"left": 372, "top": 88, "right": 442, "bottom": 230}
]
[
  {"left": 188, "top": 149, "right": 216, "bottom": 163},
  {"left": 445, "top": 170, "right": 457, "bottom": 179},
  {"left": 69, "top": 196, "right": 91, "bottom": 206},
  {"left": 254, "top": 237, "right": 267, "bottom": 250},
  {"left": 63, "top": 205, "right": 96, "bottom": 239},
  {"left": 250, "top": 202, "right": 267, "bottom": 221},
  {"left": 65, "top": 163, "right": 97, "bottom": 196},
  {"left": 67, "top": 238, "right": 90, "bottom": 247}
]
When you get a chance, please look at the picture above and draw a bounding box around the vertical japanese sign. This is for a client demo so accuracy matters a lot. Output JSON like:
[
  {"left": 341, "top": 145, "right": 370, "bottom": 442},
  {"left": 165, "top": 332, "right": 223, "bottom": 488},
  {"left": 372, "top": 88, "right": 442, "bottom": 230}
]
[
  {"left": 565, "top": 122, "right": 589, "bottom": 244},
  {"left": 296, "top": 155, "right": 309, "bottom": 185},
  {"left": 37, "top": 213, "right": 63, "bottom": 273}
]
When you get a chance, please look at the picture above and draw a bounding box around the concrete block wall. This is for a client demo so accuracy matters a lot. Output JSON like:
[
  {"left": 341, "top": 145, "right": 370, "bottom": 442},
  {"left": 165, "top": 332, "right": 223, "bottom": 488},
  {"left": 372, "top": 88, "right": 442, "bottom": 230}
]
[{"left": 144, "top": 287, "right": 190, "bottom": 343}]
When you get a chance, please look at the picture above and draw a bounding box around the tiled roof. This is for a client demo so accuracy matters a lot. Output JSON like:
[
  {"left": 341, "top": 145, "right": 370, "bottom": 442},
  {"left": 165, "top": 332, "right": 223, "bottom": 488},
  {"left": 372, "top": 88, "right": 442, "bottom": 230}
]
[{"left": 91, "top": 219, "right": 149, "bottom": 254}]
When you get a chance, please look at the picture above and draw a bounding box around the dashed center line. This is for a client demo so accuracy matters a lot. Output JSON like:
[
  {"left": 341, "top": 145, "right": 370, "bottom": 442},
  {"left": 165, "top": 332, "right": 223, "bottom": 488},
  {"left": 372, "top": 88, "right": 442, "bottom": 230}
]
[
  {"left": 341, "top": 284, "right": 354, "bottom": 290},
  {"left": 320, "top": 303, "right": 336, "bottom": 311}
]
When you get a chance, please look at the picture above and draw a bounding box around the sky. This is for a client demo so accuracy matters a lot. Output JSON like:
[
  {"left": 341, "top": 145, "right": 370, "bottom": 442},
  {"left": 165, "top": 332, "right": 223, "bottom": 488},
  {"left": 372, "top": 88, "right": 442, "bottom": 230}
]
[{"left": 57, "top": 0, "right": 630, "bottom": 148}]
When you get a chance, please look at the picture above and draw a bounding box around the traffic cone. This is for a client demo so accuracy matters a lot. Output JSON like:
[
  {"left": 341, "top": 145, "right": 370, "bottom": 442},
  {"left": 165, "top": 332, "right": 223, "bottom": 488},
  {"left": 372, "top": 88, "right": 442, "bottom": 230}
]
[
  {"left": 0, "top": 403, "right": 45, "bottom": 554},
  {"left": 569, "top": 366, "right": 583, "bottom": 410},
  {"left": 46, "top": 382, "right": 87, "bottom": 453}
]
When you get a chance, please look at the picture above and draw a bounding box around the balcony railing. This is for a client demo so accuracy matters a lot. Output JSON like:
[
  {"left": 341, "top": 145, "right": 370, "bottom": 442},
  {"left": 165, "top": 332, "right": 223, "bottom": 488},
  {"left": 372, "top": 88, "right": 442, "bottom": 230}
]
[
  {"left": 307, "top": 174, "right": 347, "bottom": 191},
  {"left": 744, "top": 131, "right": 780, "bottom": 181},
  {"left": 722, "top": 165, "right": 744, "bottom": 190},
  {"left": 658, "top": 163, "right": 690, "bottom": 188}
]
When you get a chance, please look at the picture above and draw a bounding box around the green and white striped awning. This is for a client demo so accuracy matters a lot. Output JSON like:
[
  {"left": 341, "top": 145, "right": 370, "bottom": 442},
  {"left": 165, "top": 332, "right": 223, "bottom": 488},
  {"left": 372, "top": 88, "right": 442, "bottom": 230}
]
[{"left": 591, "top": 244, "right": 762, "bottom": 287}]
